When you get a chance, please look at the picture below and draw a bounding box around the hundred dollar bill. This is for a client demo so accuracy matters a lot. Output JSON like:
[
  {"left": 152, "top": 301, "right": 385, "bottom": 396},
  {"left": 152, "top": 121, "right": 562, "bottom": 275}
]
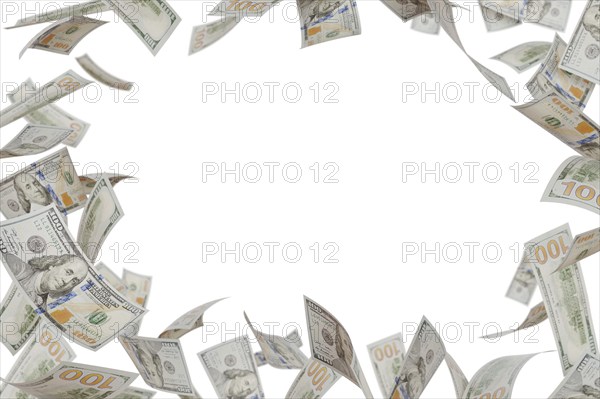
[
  {"left": 77, "top": 54, "right": 133, "bottom": 90},
  {"left": 381, "top": 0, "right": 430, "bottom": 21},
  {"left": 0, "top": 70, "right": 91, "bottom": 128},
  {"left": 531, "top": 224, "right": 598, "bottom": 373},
  {"left": 462, "top": 353, "right": 540, "bottom": 398},
  {"left": 199, "top": 336, "right": 265, "bottom": 399},
  {"left": 556, "top": 227, "right": 600, "bottom": 272},
  {"left": 479, "top": 0, "right": 523, "bottom": 20},
  {"left": 304, "top": 296, "right": 373, "bottom": 397},
  {"left": 445, "top": 353, "right": 468, "bottom": 398},
  {"left": 114, "top": 387, "right": 157, "bottom": 399},
  {"left": 368, "top": 333, "right": 406, "bottom": 397},
  {"left": 0, "top": 148, "right": 87, "bottom": 219},
  {"left": 491, "top": 41, "right": 551, "bottom": 72},
  {"left": 550, "top": 353, "right": 600, "bottom": 397},
  {"left": 209, "top": 0, "right": 279, "bottom": 16},
  {"left": 285, "top": 358, "right": 340, "bottom": 399},
  {"left": 19, "top": 16, "right": 108, "bottom": 58},
  {"left": 523, "top": 0, "right": 571, "bottom": 31},
  {"left": 255, "top": 329, "right": 303, "bottom": 367},
  {"left": 78, "top": 177, "right": 124, "bottom": 262},
  {"left": 0, "top": 124, "right": 73, "bottom": 159},
  {"left": 244, "top": 312, "right": 308, "bottom": 369},
  {"left": 526, "top": 34, "right": 595, "bottom": 109},
  {"left": 1, "top": 361, "right": 138, "bottom": 398},
  {"left": 120, "top": 335, "right": 195, "bottom": 395},
  {"left": 411, "top": 13, "right": 440, "bottom": 34},
  {"left": 123, "top": 269, "right": 152, "bottom": 308},
  {"left": 298, "top": 0, "right": 361, "bottom": 48},
  {"left": 80, "top": 173, "right": 135, "bottom": 196},
  {"left": 0, "top": 205, "right": 147, "bottom": 350},
  {"left": 480, "top": 301, "right": 547, "bottom": 339},
  {"left": 8, "top": 0, "right": 110, "bottom": 29},
  {"left": 8, "top": 79, "right": 90, "bottom": 147},
  {"left": 514, "top": 93, "right": 600, "bottom": 158},
  {"left": 480, "top": 4, "right": 520, "bottom": 32},
  {"left": 0, "top": 284, "right": 40, "bottom": 354},
  {"left": 506, "top": 241, "right": 538, "bottom": 305},
  {"left": 560, "top": 0, "right": 600, "bottom": 85},
  {"left": 429, "top": 0, "right": 516, "bottom": 101},
  {"left": 101, "top": 0, "right": 181, "bottom": 55},
  {"left": 95, "top": 262, "right": 128, "bottom": 295},
  {"left": 189, "top": 17, "right": 239, "bottom": 55},
  {"left": 0, "top": 325, "right": 76, "bottom": 399},
  {"left": 389, "top": 317, "right": 446, "bottom": 399},
  {"left": 542, "top": 156, "right": 600, "bottom": 214},
  {"left": 159, "top": 298, "right": 225, "bottom": 339}
]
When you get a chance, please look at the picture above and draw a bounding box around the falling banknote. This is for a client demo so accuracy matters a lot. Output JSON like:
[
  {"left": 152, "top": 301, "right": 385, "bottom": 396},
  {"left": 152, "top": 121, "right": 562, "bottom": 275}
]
[{"left": 0, "top": 205, "right": 147, "bottom": 350}]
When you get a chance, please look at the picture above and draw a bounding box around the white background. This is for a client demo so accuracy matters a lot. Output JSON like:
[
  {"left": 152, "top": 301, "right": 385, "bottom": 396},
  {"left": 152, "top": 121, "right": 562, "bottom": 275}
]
[{"left": 1, "top": 0, "right": 599, "bottom": 397}]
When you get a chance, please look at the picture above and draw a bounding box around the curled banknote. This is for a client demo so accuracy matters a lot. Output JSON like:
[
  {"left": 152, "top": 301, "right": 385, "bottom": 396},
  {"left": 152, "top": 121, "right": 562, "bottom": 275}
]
[
  {"left": 381, "top": 0, "right": 431, "bottom": 21},
  {"left": 0, "top": 124, "right": 73, "bottom": 159},
  {"left": 95, "top": 262, "right": 128, "bottom": 294},
  {"left": 0, "top": 70, "right": 91, "bottom": 128},
  {"left": 368, "top": 332, "right": 406, "bottom": 397},
  {"left": 304, "top": 296, "right": 373, "bottom": 397},
  {"left": 19, "top": 16, "right": 107, "bottom": 58},
  {"left": 77, "top": 54, "right": 134, "bottom": 90},
  {"left": 531, "top": 224, "right": 598, "bottom": 373},
  {"left": 560, "top": 0, "right": 600, "bottom": 85},
  {"left": 411, "top": 13, "right": 440, "bottom": 34},
  {"left": 0, "top": 148, "right": 87, "bottom": 219},
  {"left": 556, "top": 227, "right": 600, "bottom": 272},
  {"left": 514, "top": 93, "right": 600, "bottom": 159},
  {"left": 255, "top": 329, "right": 303, "bottom": 367},
  {"left": 159, "top": 298, "right": 225, "bottom": 339},
  {"left": 389, "top": 317, "right": 446, "bottom": 399},
  {"left": 120, "top": 335, "right": 195, "bottom": 395},
  {"left": 7, "top": 79, "right": 90, "bottom": 147},
  {"left": 0, "top": 284, "right": 40, "bottom": 354},
  {"left": 189, "top": 17, "right": 239, "bottom": 55},
  {"left": 285, "top": 358, "right": 340, "bottom": 399},
  {"left": 526, "top": 34, "right": 595, "bottom": 109},
  {"left": 491, "top": 41, "right": 551, "bottom": 73},
  {"left": 199, "top": 336, "right": 265, "bottom": 399},
  {"left": 463, "top": 353, "right": 541, "bottom": 398},
  {"left": 550, "top": 353, "right": 600, "bottom": 397},
  {"left": 0, "top": 205, "right": 147, "bottom": 350},
  {"left": 298, "top": 0, "right": 361, "bottom": 48},
  {"left": 2, "top": 362, "right": 138, "bottom": 399},
  {"left": 123, "top": 269, "right": 153, "bottom": 308},
  {"left": 480, "top": 301, "right": 547, "bottom": 339},
  {"left": 506, "top": 241, "right": 538, "bottom": 305},
  {"left": 445, "top": 353, "right": 468, "bottom": 399},
  {"left": 0, "top": 325, "right": 76, "bottom": 399},
  {"left": 79, "top": 173, "right": 135, "bottom": 196},
  {"left": 102, "top": 0, "right": 181, "bottom": 55},
  {"left": 522, "top": 0, "right": 571, "bottom": 31},
  {"left": 78, "top": 177, "right": 124, "bottom": 262},
  {"left": 244, "top": 311, "right": 308, "bottom": 369},
  {"left": 8, "top": 0, "right": 110, "bottom": 28},
  {"left": 542, "top": 156, "right": 599, "bottom": 214},
  {"left": 479, "top": 4, "right": 520, "bottom": 32}
]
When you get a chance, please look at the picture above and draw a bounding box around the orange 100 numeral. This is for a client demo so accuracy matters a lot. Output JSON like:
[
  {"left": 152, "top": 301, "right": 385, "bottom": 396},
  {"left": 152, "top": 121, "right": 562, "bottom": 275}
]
[
  {"left": 373, "top": 341, "right": 402, "bottom": 362},
  {"left": 59, "top": 370, "right": 115, "bottom": 390},
  {"left": 479, "top": 387, "right": 507, "bottom": 399},
  {"left": 306, "top": 360, "right": 332, "bottom": 391},
  {"left": 535, "top": 236, "right": 568, "bottom": 265},
  {"left": 561, "top": 182, "right": 600, "bottom": 206}
]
